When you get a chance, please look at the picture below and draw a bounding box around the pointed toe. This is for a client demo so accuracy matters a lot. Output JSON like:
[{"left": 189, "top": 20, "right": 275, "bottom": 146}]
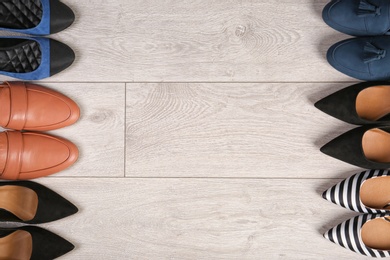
[
  {"left": 315, "top": 82, "right": 390, "bottom": 125},
  {"left": 26, "top": 226, "right": 74, "bottom": 260},
  {"left": 319, "top": 126, "right": 379, "bottom": 169},
  {"left": 321, "top": 189, "right": 328, "bottom": 200},
  {"left": 50, "top": 39, "right": 75, "bottom": 76},
  {"left": 49, "top": 0, "right": 75, "bottom": 34},
  {"left": 314, "top": 96, "right": 335, "bottom": 116},
  {"left": 323, "top": 229, "right": 331, "bottom": 241},
  {"left": 320, "top": 141, "right": 337, "bottom": 158}
]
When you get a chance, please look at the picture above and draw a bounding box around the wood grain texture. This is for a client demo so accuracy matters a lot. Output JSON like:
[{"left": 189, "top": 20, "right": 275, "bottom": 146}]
[
  {"left": 4, "top": 0, "right": 352, "bottom": 82},
  {"left": 126, "top": 82, "right": 362, "bottom": 178},
  {"left": 40, "top": 83, "right": 125, "bottom": 177},
  {"left": 20, "top": 178, "right": 367, "bottom": 260}
]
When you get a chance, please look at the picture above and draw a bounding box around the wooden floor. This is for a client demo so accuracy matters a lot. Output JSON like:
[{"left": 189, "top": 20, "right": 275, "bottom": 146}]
[{"left": 1, "top": 0, "right": 375, "bottom": 259}]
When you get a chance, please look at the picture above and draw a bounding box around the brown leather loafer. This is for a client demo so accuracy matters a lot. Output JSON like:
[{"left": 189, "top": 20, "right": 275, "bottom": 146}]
[
  {"left": 0, "top": 131, "right": 78, "bottom": 180},
  {"left": 0, "top": 81, "right": 80, "bottom": 131}
]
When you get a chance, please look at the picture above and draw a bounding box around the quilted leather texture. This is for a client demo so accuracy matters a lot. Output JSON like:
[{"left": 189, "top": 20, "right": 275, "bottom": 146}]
[
  {"left": 0, "top": 0, "right": 42, "bottom": 29},
  {"left": 0, "top": 40, "right": 41, "bottom": 73}
]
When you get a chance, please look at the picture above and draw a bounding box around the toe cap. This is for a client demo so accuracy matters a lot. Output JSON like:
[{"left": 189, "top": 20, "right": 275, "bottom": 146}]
[
  {"left": 49, "top": 0, "right": 75, "bottom": 34},
  {"left": 50, "top": 39, "right": 75, "bottom": 76}
]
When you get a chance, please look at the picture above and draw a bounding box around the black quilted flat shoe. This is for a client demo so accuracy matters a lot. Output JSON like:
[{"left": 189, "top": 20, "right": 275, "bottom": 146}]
[
  {"left": 0, "top": 226, "right": 74, "bottom": 259},
  {"left": 0, "top": 181, "right": 78, "bottom": 224},
  {"left": 0, "top": 0, "right": 75, "bottom": 35},
  {"left": 0, "top": 36, "right": 74, "bottom": 80},
  {"left": 321, "top": 125, "right": 390, "bottom": 169},
  {"left": 315, "top": 81, "right": 390, "bottom": 125}
]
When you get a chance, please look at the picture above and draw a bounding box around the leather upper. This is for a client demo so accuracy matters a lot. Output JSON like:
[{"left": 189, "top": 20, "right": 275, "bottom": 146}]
[
  {"left": 0, "top": 131, "right": 78, "bottom": 180},
  {"left": 0, "top": 81, "right": 79, "bottom": 131}
]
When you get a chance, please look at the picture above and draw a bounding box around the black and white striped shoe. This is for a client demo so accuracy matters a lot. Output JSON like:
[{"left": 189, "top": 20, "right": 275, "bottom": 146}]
[
  {"left": 324, "top": 214, "right": 390, "bottom": 258},
  {"left": 323, "top": 170, "right": 390, "bottom": 213}
]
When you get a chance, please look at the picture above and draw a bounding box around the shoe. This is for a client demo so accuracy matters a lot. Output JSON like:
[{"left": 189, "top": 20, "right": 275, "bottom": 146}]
[
  {"left": 315, "top": 81, "right": 390, "bottom": 125},
  {"left": 0, "top": 226, "right": 74, "bottom": 259},
  {"left": 0, "top": 0, "right": 75, "bottom": 35},
  {"left": 0, "top": 37, "right": 74, "bottom": 80},
  {"left": 0, "top": 81, "right": 80, "bottom": 131},
  {"left": 327, "top": 36, "right": 390, "bottom": 81},
  {"left": 0, "top": 180, "right": 77, "bottom": 223},
  {"left": 324, "top": 214, "right": 390, "bottom": 257},
  {"left": 321, "top": 125, "right": 390, "bottom": 169},
  {"left": 323, "top": 0, "right": 390, "bottom": 36},
  {"left": 323, "top": 169, "right": 390, "bottom": 213},
  {"left": 0, "top": 131, "right": 78, "bottom": 180}
]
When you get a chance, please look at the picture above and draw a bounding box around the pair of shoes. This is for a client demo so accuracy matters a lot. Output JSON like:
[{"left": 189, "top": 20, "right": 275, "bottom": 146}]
[
  {"left": 323, "top": 170, "right": 390, "bottom": 257},
  {"left": 316, "top": 81, "right": 390, "bottom": 169},
  {"left": 0, "top": 0, "right": 76, "bottom": 80},
  {"left": 0, "top": 81, "right": 79, "bottom": 180},
  {"left": 323, "top": 0, "right": 390, "bottom": 80},
  {"left": 0, "top": 181, "right": 78, "bottom": 259}
]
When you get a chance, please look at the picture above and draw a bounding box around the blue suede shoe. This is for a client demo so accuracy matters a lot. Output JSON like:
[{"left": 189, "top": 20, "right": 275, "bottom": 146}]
[
  {"left": 0, "top": 0, "right": 75, "bottom": 35},
  {"left": 327, "top": 36, "right": 390, "bottom": 81},
  {"left": 323, "top": 0, "right": 390, "bottom": 36},
  {"left": 0, "top": 37, "right": 75, "bottom": 80}
]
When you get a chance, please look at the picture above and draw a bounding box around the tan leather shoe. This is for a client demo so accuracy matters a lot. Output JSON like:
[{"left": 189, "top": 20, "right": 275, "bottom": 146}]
[
  {"left": 0, "top": 81, "right": 80, "bottom": 131},
  {"left": 0, "top": 131, "right": 78, "bottom": 180}
]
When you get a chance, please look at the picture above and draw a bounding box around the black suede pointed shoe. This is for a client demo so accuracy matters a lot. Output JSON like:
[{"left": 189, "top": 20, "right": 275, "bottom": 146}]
[
  {"left": 321, "top": 125, "right": 390, "bottom": 169},
  {"left": 0, "top": 226, "right": 74, "bottom": 259},
  {"left": 0, "top": 181, "right": 78, "bottom": 224},
  {"left": 315, "top": 81, "right": 390, "bottom": 125}
]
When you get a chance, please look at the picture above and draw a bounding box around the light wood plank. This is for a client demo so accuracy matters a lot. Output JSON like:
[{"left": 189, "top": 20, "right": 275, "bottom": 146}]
[
  {"left": 126, "top": 82, "right": 362, "bottom": 178},
  {"left": 17, "top": 178, "right": 367, "bottom": 259},
  {"left": 39, "top": 83, "right": 125, "bottom": 177},
  {"left": 4, "top": 0, "right": 351, "bottom": 82}
]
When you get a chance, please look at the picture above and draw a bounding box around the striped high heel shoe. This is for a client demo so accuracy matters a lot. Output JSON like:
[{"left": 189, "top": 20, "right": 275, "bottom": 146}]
[
  {"left": 323, "top": 169, "right": 390, "bottom": 213},
  {"left": 324, "top": 214, "right": 390, "bottom": 257}
]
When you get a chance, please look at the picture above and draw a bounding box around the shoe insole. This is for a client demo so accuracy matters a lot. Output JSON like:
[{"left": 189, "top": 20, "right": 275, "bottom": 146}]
[
  {"left": 0, "top": 186, "right": 38, "bottom": 221},
  {"left": 356, "top": 86, "right": 390, "bottom": 121},
  {"left": 362, "top": 128, "right": 390, "bottom": 163},
  {"left": 362, "top": 218, "right": 390, "bottom": 250},
  {"left": 361, "top": 176, "right": 390, "bottom": 210},
  {"left": 0, "top": 0, "right": 42, "bottom": 29},
  {"left": 0, "top": 230, "right": 32, "bottom": 260},
  {"left": 0, "top": 39, "right": 41, "bottom": 73}
]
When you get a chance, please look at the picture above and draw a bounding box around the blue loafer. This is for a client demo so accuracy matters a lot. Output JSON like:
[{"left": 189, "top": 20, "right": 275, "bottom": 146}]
[
  {"left": 0, "top": 37, "right": 75, "bottom": 80},
  {"left": 323, "top": 0, "right": 390, "bottom": 36},
  {"left": 0, "top": 0, "right": 75, "bottom": 35},
  {"left": 327, "top": 36, "right": 390, "bottom": 81}
]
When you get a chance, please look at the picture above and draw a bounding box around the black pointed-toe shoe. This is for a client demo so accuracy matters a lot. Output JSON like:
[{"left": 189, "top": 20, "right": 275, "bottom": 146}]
[
  {"left": 0, "top": 181, "right": 78, "bottom": 224},
  {"left": 323, "top": 169, "right": 390, "bottom": 213},
  {"left": 315, "top": 81, "right": 390, "bottom": 125},
  {"left": 0, "top": 0, "right": 75, "bottom": 35},
  {"left": 0, "top": 226, "right": 74, "bottom": 259},
  {"left": 324, "top": 214, "right": 390, "bottom": 257},
  {"left": 321, "top": 125, "right": 390, "bottom": 169}
]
